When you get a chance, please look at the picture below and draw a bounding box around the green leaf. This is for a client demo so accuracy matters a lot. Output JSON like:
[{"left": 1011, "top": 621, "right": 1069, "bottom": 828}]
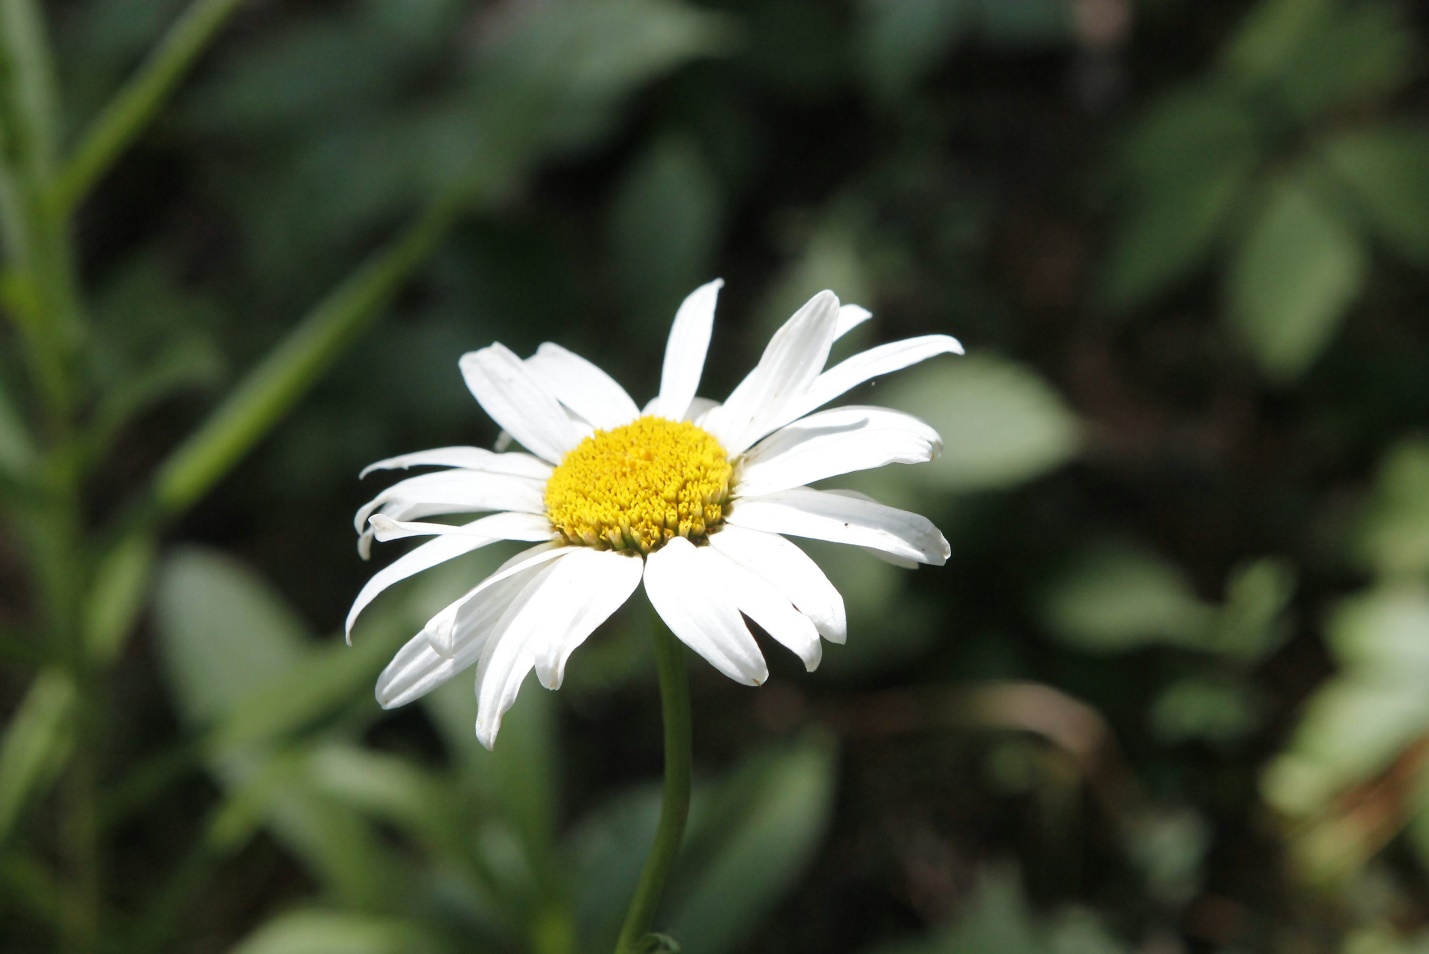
[
  {"left": 858, "top": 0, "right": 972, "bottom": 101},
  {"left": 884, "top": 354, "right": 1078, "bottom": 493},
  {"left": 1357, "top": 437, "right": 1429, "bottom": 579},
  {"left": 664, "top": 734, "right": 838, "bottom": 954},
  {"left": 0, "top": 365, "right": 36, "bottom": 480},
  {"left": 1226, "top": 174, "right": 1367, "bottom": 382},
  {"left": 153, "top": 548, "right": 407, "bottom": 906},
  {"left": 0, "top": 669, "right": 75, "bottom": 845},
  {"left": 1041, "top": 541, "right": 1213, "bottom": 653},
  {"left": 154, "top": 547, "right": 310, "bottom": 725},
  {"left": 1263, "top": 585, "right": 1429, "bottom": 815},
  {"left": 1325, "top": 585, "right": 1429, "bottom": 678},
  {"left": 609, "top": 136, "right": 723, "bottom": 335},
  {"left": 83, "top": 531, "right": 156, "bottom": 664},
  {"left": 1221, "top": 0, "right": 1411, "bottom": 121},
  {"left": 229, "top": 910, "right": 449, "bottom": 954},
  {"left": 1150, "top": 677, "right": 1260, "bottom": 745},
  {"left": 1102, "top": 88, "right": 1261, "bottom": 310},
  {"left": 1207, "top": 557, "right": 1296, "bottom": 663},
  {"left": 568, "top": 783, "right": 663, "bottom": 952},
  {"left": 866, "top": 866, "right": 1128, "bottom": 954},
  {"left": 1323, "top": 126, "right": 1429, "bottom": 265}
]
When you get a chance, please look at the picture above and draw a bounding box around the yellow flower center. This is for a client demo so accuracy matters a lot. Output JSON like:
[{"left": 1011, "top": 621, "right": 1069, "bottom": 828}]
[{"left": 544, "top": 416, "right": 733, "bottom": 553}]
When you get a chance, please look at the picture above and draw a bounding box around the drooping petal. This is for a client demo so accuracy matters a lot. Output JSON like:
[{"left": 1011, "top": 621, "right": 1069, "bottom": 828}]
[
  {"left": 702, "top": 544, "right": 822, "bottom": 671},
  {"left": 354, "top": 470, "right": 547, "bottom": 545},
  {"left": 368, "top": 511, "right": 554, "bottom": 543},
  {"left": 374, "top": 556, "right": 546, "bottom": 708},
  {"left": 360, "top": 446, "right": 552, "bottom": 481},
  {"left": 347, "top": 513, "right": 555, "bottom": 640},
  {"left": 736, "top": 405, "right": 941, "bottom": 498},
  {"left": 835, "top": 304, "right": 872, "bottom": 339},
  {"left": 526, "top": 343, "right": 640, "bottom": 431},
  {"left": 727, "top": 486, "right": 949, "bottom": 566},
  {"left": 707, "top": 525, "right": 846, "bottom": 644},
  {"left": 472, "top": 547, "right": 629, "bottom": 748},
  {"left": 532, "top": 548, "right": 644, "bottom": 689},
  {"left": 652, "top": 278, "right": 722, "bottom": 421},
  {"left": 643, "top": 536, "right": 768, "bottom": 685},
  {"left": 703, "top": 290, "right": 842, "bottom": 455},
  {"left": 427, "top": 542, "right": 569, "bottom": 656},
  {"left": 460, "top": 343, "right": 590, "bottom": 463},
  {"left": 774, "top": 334, "right": 964, "bottom": 431}
]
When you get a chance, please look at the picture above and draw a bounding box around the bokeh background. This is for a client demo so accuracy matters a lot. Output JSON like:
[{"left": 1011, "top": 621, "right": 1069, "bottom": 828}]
[{"left": 5, "top": 0, "right": 1429, "bottom": 951}]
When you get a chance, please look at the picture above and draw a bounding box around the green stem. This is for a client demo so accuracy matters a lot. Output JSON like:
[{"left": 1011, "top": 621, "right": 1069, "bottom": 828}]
[
  {"left": 148, "top": 189, "right": 464, "bottom": 519},
  {"left": 615, "top": 614, "right": 692, "bottom": 954},
  {"left": 51, "top": 0, "right": 247, "bottom": 215}
]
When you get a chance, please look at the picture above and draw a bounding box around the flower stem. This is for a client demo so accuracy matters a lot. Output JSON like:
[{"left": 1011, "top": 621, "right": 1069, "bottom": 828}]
[{"left": 615, "top": 613, "right": 692, "bottom": 954}]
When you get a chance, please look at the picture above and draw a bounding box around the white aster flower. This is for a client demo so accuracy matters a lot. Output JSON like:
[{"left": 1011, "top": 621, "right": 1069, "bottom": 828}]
[{"left": 349, "top": 280, "right": 962, "bottom": 748}]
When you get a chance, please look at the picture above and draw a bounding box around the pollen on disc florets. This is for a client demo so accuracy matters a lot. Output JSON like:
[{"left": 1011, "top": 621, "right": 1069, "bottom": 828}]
[{"left": 544, "top": 416, "right": 734, "bottom": 553}]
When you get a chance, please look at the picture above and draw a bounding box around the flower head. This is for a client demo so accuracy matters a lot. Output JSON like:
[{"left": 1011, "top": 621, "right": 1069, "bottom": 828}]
[{"left": 349, "top": 280, "right": 961, "bottom": 748}]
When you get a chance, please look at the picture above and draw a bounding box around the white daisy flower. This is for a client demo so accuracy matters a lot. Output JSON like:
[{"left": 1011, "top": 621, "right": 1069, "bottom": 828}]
[{"left": 349, "top": 280, "right": 961, "bottom": 748}]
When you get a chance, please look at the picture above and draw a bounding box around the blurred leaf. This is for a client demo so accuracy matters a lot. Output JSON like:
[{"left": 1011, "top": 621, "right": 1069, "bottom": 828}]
[
  {"left": 569, "top": 784, "right": 663, "bottom": 953},
  {"left": 154, "top": 548, "right": 408, "bottom": 907},
  {"left": 866, "top": 866, "right": 1128, "bottom": 954},
  {"left": 83, "top": 531, "right": 156, "bottom": 664},
  {"left": 885, "top": 354, "right": 1079, "bottom": 493},
  {"left": 1041, "top": 541, "right": 1213, "bottom": 653},
  {"left": 859, "top": 0, "right": 972, "bottom": 101},
  {"left": 0, "top": 366, "right": 35, "bottom": 480},
  {"left": 229, "top": 909, "right": 450, "bottom": 954},
  {"left": 1323, "top": 126, "right": 1429, "bottom": 264},
  {"left": 610, "top": 135, "right": 723, "bottom": 333},
  {"left": 1221, "top": 0, "right": 1411, "bottom": 121},
  {"left": 1102, "top": 88, "right": 1261, "bottom": 310},
  {"left": 0, "top": 670, "right": 75, "bottom": 845},
  {"left": 1357, "top": 437, "right": 1429, "bottom": 579},
  {"left": 1226, "top": 174, "right": 1367, "bottom": 382},
  {"left": 1119, "top": 808, "right": 1211, "bottom": 907},
  {"left": 976, "top": 0, "right": 1073, "bottom": 46},
  {"left": 154, "top": 547, "right": 309, "bottom": 724},
  {"left": 1263, "top": 585, "right": 1429, "bottom": 815},
  {"left": 1208, "top": 557, "right": 1296, "bottom": 662},
  {"left": 665, "top": 733, "right": 838, "bottom": 954},
  {"left": 1150, "top": 677, "right": 1260, "bottom": 745},
  {"left": 1326, "top": 585, "right": 1429, "bottom": 678}
]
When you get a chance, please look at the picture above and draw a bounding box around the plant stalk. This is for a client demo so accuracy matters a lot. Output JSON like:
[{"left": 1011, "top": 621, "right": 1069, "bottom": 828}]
[{"left": 614, "top": 612, "right": 692, "bottom": 954}]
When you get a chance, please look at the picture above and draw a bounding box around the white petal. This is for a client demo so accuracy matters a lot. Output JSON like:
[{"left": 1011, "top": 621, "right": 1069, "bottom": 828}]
[
  {"left": 368, "top": 511, "right": 554, "bottom": 543},
  {"left": 835, "top": 304, "right": 872, "bottom": 339},
  {"left": 703, "top": 290, "right": 841, "bottom": 455},
  {"left": 354, "top": 470, "right": 546, "bottom": 537},
  {"left": 644, "top": 395, "right": 719, "bottom": 423},
  {"left": 532, "top": 548, "right": 644, "bottom": 689},
  {"left": 473, "top": 547, "right": 628, "bottom": 748},
  {"left": 526, "top": 343, "right": 640, "bottom": 431},
  {"left": 653, "top": 279, "right": 722, "bottom": 421},
  {"left": 348, "top": 513, "right": 556, "bottom": 640},
  {"left": 727, "top": 486, "right": 949, "bottom": 566},
  {"left": 348, "top": 529, "right": 495, "bottom": 641},
  {"left": 374, "top": 557, "right": 544, "bottom": 708},
  {"left": 360, "top": 446, "right": 552, "bottom": 480},
  {"left": 460, "top": 343, "right": 590, "bottom": 463},
  {"left": 642, "top": 537, "right": 768, "bottom": 685},
  {"left": 703, "top": 544, "right": 822, "bottom": 671},
  {"left": 775, "top": 334, "right": 964, "bottom": 430},
  {"left": 427, "top": 542, "right": 569, "bottom": 656},
  {"left": 707, "top": 525, "right": 846, "bottom": 644},
  {"left": 736, "top": 405, "right": 941, "bottom": 498},
  {"left": 375, "top": 628, "right": 466, "bottom": 710}
]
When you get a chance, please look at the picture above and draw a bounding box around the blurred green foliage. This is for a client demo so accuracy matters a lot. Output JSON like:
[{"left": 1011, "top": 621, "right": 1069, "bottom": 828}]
[{"left": 4, "top": 0, "right": 1429, "bottom": 951}]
